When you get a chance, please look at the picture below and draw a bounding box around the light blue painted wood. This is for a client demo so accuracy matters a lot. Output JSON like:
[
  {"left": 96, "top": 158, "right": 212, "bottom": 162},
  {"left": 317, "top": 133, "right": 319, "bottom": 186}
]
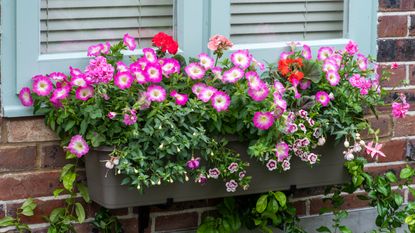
[{"left": 210, "top": 0, "right": 231, "bottom": 37}]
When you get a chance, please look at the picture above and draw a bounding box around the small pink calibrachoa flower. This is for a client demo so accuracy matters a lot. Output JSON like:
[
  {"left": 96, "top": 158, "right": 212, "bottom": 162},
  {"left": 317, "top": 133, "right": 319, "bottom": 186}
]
[
  {"left": 49, "top": 72, "right": 66, "bottom": 81},
  {"left": 266, "top": 159, "right": 277, "bottom": 171},
  {"left": 67, "top": 135, "right": 89, "bottom": 158},
  {"left": 71, "top": 76, "right": 88, "bottom": 87},
  {"left": 282, "top": 160, "right": 290, "bottom": 171},
  {"left": 185, "top": 63, "right": 205, "bottom": 80},
  {"left": 225, "top": 180, "right": 238, "bottom": 192},
  {"left": 19, "top": 87, "right": 33, "bottom": 107},
  {"left": 143, "top": 48, "right": 157, "bottom": 63},
  {"left": 223, "top": 67, "right": 244, "bottom": 83},
  {"left": 107, "top": 112, "right": 117, "bottom": 119},
  {"left": 132, "top": 70, "right": 147, "bottom": 84},
  {"left": 248, "top": 84, "right": 269, "bottom": 102},
  {"left": 253, "top": 112, "right": 275, "bottom": 130},
  {"left": 228, "top": 162, "right": 239, "bottom": 173},
  {"left": 302, "top": 44, "right": 312, "bottom": 60},
  {"left": 145, "top": 64, "right": 163, "bottom": 83},
  {"left": 198, "top": 86, "right": 217, "bottom": 102},
  {"left": 123, "top": 33, "right": 137, "bottom": 50},
  {"left": 276, "top": 141, "right": 289, "bottom": 161},
  {"left": 123, "top": 110, "right": 137, "bottom": 126},
  {"left": 87, "top": 44, "right": 102, "bottom": 57},
  {"left": 345, "top": 40, "right": 358, "bottom": 55},
  {"left": 326, "top": 70, "right": 341, "bottom": 86},
  {"left": 285, "top": 123, "right": 298, "bottom": 134},
  {"left": 186, "top": 157, "right": 200, "bottom": 170},
  {"left": 317, "top": 47, "right": 333, "bottom": 61},
  {"left": 230, "top": 50, "right": 252, "bottom": 69},
  {"left": 198, "top": 53, "right": 214, "bottom": 70},
  {"left": 146, "top": 85, "right": 166, "bottom": 102},
  {"left": 307, "top": 153, "right": 318, "bottom": 164},
  {"left": 315, "top": 91, "right": 330, "bottom": 107},
  {"left": 208, "top": 168, "right": 220, "bottom": 179},
  {"left": 114, "top": 72, "right": 134, "bottom": 90},
  {"left": 33, "top": 76, "right": 53, "bottom": 96},
  {"left": 192, "top": 83, "right": 207, "bottom": 97},
  {"left": 75, "top": 86, "right": 94, "bottom": 101},
  {"left": 211, "top": 91, "right": 231, "bottom": 112}
]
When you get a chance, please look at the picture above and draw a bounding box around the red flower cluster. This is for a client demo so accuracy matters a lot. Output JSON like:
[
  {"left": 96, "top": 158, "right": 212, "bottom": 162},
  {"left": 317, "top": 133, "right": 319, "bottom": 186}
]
[
  {"left": 278, "top": 58, "right": 304, "bottom": 84},
  {"left": 152, "top": 32, "right": 179, "bottom": 55}
]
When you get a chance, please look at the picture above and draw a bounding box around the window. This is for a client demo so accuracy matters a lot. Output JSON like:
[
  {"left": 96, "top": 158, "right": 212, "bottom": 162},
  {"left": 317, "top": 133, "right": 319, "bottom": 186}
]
[{"left": 1, "top": 0, "right": 377, "bottom": 117}]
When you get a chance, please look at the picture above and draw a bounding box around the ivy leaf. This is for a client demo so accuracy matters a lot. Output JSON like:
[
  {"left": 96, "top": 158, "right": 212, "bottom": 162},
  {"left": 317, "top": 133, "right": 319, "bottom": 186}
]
[
  {"left": 75, "top": 203, "right": 86, "bottom": 223},
  {"left": 256, "top": 195, "right": 268, "bottom": 213}
]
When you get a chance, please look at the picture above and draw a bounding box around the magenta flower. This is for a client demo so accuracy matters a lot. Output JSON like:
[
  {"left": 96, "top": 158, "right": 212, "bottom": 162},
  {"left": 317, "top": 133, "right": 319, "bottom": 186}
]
[
  {"left": 245, "top": 71, "right": 261, "bottom": 89},
  {"left": 280, "top": 51, "right": 294, "bottom": 60},
  {"left": 197, "top": 174, "right": 208, "bottom": 184},
  {"left": 326, "top": 70, "right": 341, "bottom": 86},
  {"left": 146, "top": 85, "right": 166, "bottom": 102},
  {"left": 275, "top": 141, "right": 289, "bottom": 161},
  {"left": 101, "top": 42, "right": 111, "bottom": 54},
  {"left": 227, "top": 162, "right": 239, "bottom": 173},
  {"left": 356, "top": 54, "right": 368, "bottom": 70},
  {"left": 116, "top": 61, "right": 130, "bottom": 73},
  {"left": 273, "top": 81, "right": 286, "bottom": 95},
  {"left": 185, "top": 63, "right": 205, "bottom": 80},
  {"left": 143, "top": 48, "right": 157, "bottom": 63},
  {"left": 273, "top": 94, "right": 287, "bottom": 110},
  {"left": 223, "top": 67, "right": 244, "bottom": 83},
  {"left": 75, "top": 86, "right": 94, "bottom": 101},
  {"left": 315, "top": 91, "right": 330, "bottom": 107},
  {"left": 123, "top": 33, "right": 137, "bottom": 50},
  {"left": 225, "top": 180, "right": 238, "bottom": 192},
  {"left": 392, "top": 102, "right": 410, "bottom": 118},
  {"left": 299, "top": 80, "right": 311, "bottom": 90},
  {"left": 198, "top": 53, "right": 215, "bottom": 70},
  {"left": 248, "top": 84, "right": 269, "bottom": 102},
  {"left": 345, "top": 40, "right": 358, "bottom": 55},
  {"left": 186, "top": 157, "right": 201, "bottom": 170},
  {"left": 230, "top": 50, "right": 252, "bottom": 69},
  {"left": 192, "top": 83, "right": 207, "bottom": 97},
  {"left": 170, "top": 91, "right": 189, "bottom": 106},
  {"left": 84, "top": 56, "right": 114, "bottom": 84},
  {"left": 302, "top": 44, "right": 312, "bottom": 60},
  {"left": 198, "top": 86, "right": 217, "bottom": 103},
  {"left": 69, "top": 67, "right": 84, "bottom": 78},
  {"left": 211, "top": 67, "right": 223, "bottom": 80},
  {"left": 252, "top": 57, "right": 265, "bottom": 70},
  {"left": 32, "top": 76, "right": 53, "bottom": 96},
  {"left": 87, "top": 44, "right": 102, "bottom": 57},
  {"left": 114, "top": 72, "right": 133, "bottom": 90},
  {"left": 144, "top": 64, "right": 163, "bottom": 83},
  {"left": 365, "top": 141, "right": 386, "bottom": 159},
  {"left": 253, "top": 112, "right": 275, "bottom": 130},
  {"left": 132, "top": 70, "right": 147, "bottom": 84},
  {"left": 107, "top": 112, "right": 117, "bottom": 119},
  {"left": 285, "top": 123, "right": 298, "bottom": 134},
  {"left": 391, "top": 63, "right": 399, "bottom": 69},
  {"left": 161, "top": 58, "right": 180, "bottom": 76},
  {"left": 50, "top": 86, "right": 70, "bottom": 102},
  {"left": 208, "top": 168, "right": 220, "bottom": 179},
  {"left": 211, "top": 91, "right": 231, "bottom": 112},
  {"left": 322, "top": 59, "right": 339, "bottom": 72},
  {"left": 123, "top": 110, "right": 137, "bottom": 126},
  {"left": 317, "top": 47, "right": 333, "bottom": 61},
  {"left": 266, "top": 159, "right": 277, "bottom": 171},
  {"left": 49, "top": 72, "right": 66, "bottom": 81},
  {"left": 67, "top": 135, "right": 89, "bottom": 158},
  {"left": 71, "top": 76, "right": 88, "bottom": 87},
  {"left": 19, "top": 87, "right": 33, "bottom": 107}
]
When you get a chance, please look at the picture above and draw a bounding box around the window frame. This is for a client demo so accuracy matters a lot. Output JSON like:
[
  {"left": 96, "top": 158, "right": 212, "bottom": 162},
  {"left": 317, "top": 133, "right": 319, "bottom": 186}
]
[{"left": 1, "top": 0, "right": 377, "bottom": 117}]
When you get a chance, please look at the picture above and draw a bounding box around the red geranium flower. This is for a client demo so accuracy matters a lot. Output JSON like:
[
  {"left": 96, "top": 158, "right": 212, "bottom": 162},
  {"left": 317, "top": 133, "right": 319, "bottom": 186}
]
[{"left": 152, "top": 32, "right": 179, "bottom": 55}]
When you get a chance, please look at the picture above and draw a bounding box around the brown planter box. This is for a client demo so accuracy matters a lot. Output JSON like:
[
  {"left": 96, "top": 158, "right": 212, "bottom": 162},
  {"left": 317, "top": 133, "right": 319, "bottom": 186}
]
[{"left": 85, "top": 140, "right": 348, "bottom": 209}]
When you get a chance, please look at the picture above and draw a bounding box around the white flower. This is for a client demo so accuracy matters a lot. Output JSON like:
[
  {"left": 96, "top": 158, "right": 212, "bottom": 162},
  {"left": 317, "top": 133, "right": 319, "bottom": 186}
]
[
  {"left": 318, "top": 137, "right": 326, "bottom": 146},
  {"left": 344, "top": 152, "right": 354, "bottom": 160},
  {"left": 344, "top": 140, "right": 350, "bottom": 148},
  {"left": 105, "top": 161, "right": 114, "bottom": 169}
]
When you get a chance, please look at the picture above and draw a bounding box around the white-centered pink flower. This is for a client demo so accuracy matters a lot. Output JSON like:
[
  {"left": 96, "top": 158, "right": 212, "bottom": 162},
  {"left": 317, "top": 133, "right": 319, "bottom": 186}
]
[
  {"left": 248, "top": 83, "right": 269, "bottom": 102},
  {"left": 198, "top": 86, "right": 217, "bottom": 102},
  {"left": 147, "top": 85, "right": 166, "bottom": 102},
  {"left": 276, "top": 141, "right": 289, "bottom": 161},
  {"left": 326, "top": 70, "right": 341, "bottom": 86},
  {"left": 317, "top": 47, "right": 333, "bottom": 61},
  {"left": 211, "top": 91, "right": 231, "bottom": 112},
  {"left": 123, "top": 33, "right": 137, "bottom": 50},
  {"left": 145, "top": 64, "right": 163, "bottom": 83},
  {"left": 143, "top": 48, "right": 157, "bottom": 63},
  {"left": 32, "top": 76, "right": 53, "bottom": 96},
  {"left": 266, "top": 159, "right": 277, "bottom": 171},
  {"left": 49, "top": 72, "right": 66, "bottom": 81},
  {"left": 67, "top": 135, "right": 89, "bottom": 158},
  {"left": 185, "top": 63, "right": 205, "bottom": 80},
  {"left": 192, "top": 83, "right": 207, "bottom": 97},
  {"left": 75, "top": 86, "right": 94, "bottom": 101},
  {"left": 253, "top": 112, "right": 275, "bottom": 130},
  {"left": 198, "top": 53, "right": 214, "bottom": 70},
  {"left": 315, "top": 91, "right": 330, "bottom": 107},
  {"left": 114, "top": 72, "right": 134, "bottom": 90},
  {"left": 223, "top": 67, "right": 244, "bottom": 83},
  {"left": 18, "top": 87, "right": 33, "bottom": 107},
  {"left": 302, "top": 44, "right": 312, "bottom": 60},
  {"left": 230, "top": 50, "right": 252, "bottom": 69}
]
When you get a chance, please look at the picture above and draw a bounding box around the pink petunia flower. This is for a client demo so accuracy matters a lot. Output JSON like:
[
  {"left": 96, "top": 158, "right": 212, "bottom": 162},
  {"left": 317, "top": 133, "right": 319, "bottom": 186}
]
[
  {"left": 248, "top": 84, "right": 269, "bottom": 102},
  {"left": 299, "top": 80, "right": 311, "bottom": 90},
  {"left": 107, "top": 112, "right": 117, "bottom": 119},
  {"left": 186, "top": 157, "right": 201, "bottom": 170},
  {"left": 252, "top": 57, "right": 265, "bottom": 70},
  {"left": 170, "top": 90, "right": 189, "bottom": 106},
  {"left": 326, "top": 70, "right": 341, "bottom": 86},
  {"left": 123, "top": 110, "right": 137, "bottom": 125},
  {"left": 146, "top": 85, "right": 166, "bottom": 102},
  {"left": 365, "top": 141, "right": 386, "bottom": 159},
  {"left": 211, "top": 67, "right": 223, "bottom": 80},
  {"left": 32, "top": 76, "right": 53, "bottom": 96},
  {"left": 273, "top": 94, "right": 287, "bottom": 110},
  {"left": 100, "top": 42, "right": 111, "bottom": 54},
  {"left": 266, "top": 159, "right": 277, "bottom": 171},
  {"left": 143, "top": 48, "right": 157, "bottom": 63},
  {"left": 132, "top": 70, "right": 147, "bottom": 84},
  {"left": 71, "top": 76, "right": 88, "bottom": 87},
  {"left": 302, "top": 44, "right": 312, "bottom": 60},
  {"left": 315, "top": 91, "right": 330, "bottom": 107},
  {"left": 208, "top": 168, "right": 220, "bottom": 179},
  {"left": 123, "top": 33, "right": 137, "bottom": 50},
  {"left": 211, "top": 91, "right": 231, "bottom": 112},
  {"left": 50, "top": 86, "right": 70, "bottom": 102},
  {"left": 19, "top": 87, "right": 33, "bottom": 107},
  {"left": 322, "top": 59, "right": 339, "bottom": 72},
  {"left": 75, "top": 86, "right": 94, "bottom": 101},
  {"left": 87, "top": 44, "right": 103, "bottom": 57},
  {"left": 116, "top": 61, "right": 130, "bottom": 73},
  {"left": 245, "top": 71, "right": 262, "bottom": 89},
  {"left": 222, "top": 67, "right": 244, "bottom": 83},
  {"left": 161, "top": 58, "right": 180, "bottom": 76},
  {"left": 253, "top": 112, "right": 275, "bottom": 130},
  {"left": 280, "top": 51, "right": 294, "bottom": 60},
  {"left": 230, "top": 50, "right": 252, "bottom": 69},
  {"left": 114, "top": 72, "right": 134, "bottom": 90},
  {"left": 345, "top": 40, "right": 358, "bottom": 55},
  {"left": 275, "top": 141, "right": 289, "bottom": 162},
  {"left": 49, "top": 72, "right": 66, "bottom": 81},
  {"left": 198, "top": 86, "right": 217, "bottom": 103},
  {"left": 225, "top": 180, "right": 238, "bottom": 192},
  {"left": 198, "top": 53, "right": 215, "bottom": 70},
  {"left": 317, "top": 47, "right": 333, "bottom": 61},
  {"left": 67, "top": 135, "right": 89, "bottom": 158},
  {"left": 192, "top": 83, "right": 207, "bottom": 97},
  {"left": 185, "top": 63, "right": 205, "bottom": 80},
  {"left": 144, "top": 64, "right": 163, "bottom": 83},
  {"left": 356, "top": 54, "right": 368, "bottom": 70},
  {"left": 274, "top": 81, "right": 286, "bottom": 95},
  {"left": 70, "top": 67, "right": 84, "bottom": 78}
]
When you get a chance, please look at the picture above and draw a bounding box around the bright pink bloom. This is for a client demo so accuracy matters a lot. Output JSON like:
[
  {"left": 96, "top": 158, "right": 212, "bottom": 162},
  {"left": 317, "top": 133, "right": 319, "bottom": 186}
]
[
  {"left": 67, "top": 135, "right": 89, "bottom": 158},
  {"left": 392, "top": 102, "right": 410, "bottom": 118},
  {"left": 230, "top": 50, "right": 252, "bottom": 69},
  {"left": 186, "top": 157, "right": 200, "bottom": 170},
  {"left": 123, "top": 110, "right": 137, "bottom": 125},
  {"left": 146, "top": 85, "right": 166, "bottom": 102},
  {"left": 170, "top": 90, "right": 189, "bottom": 106},
  {"left": 132, "top": 69, "right": 147, "bottom": 84},
  {"left": 114, "top": 72, "right": 133, "bottom": 89},
  {"left": 211, "top": 67, "right": 223, "bottom": 80},
  {"left": 123, "top": 33, "right": 137, "bottom": 50},
  {"left": 69, "top": 67, "right": 84, "bottom": 78},
  {"left": 322, "top": 59, "right": 339, "bottom": 72},
  {"left": 274, "top": 81, "right": 286, "bottom": 95},
  {"left": 198, "top": 86, "right": 217, "bottom": 103},
  {"left": 273, "top": 94, "right": 287, "bottom": 110},
  {"left": 345, "top": 40, "right": 358, "bottom": 55},
  {"left": 75, "top": 86, "right": 94, "bottom": 101},
  {"left": 161, "top": 58, "right": 180, "bottom": 76},
  {"left": 211, "top": 91, "right": 231, "bottom": 112},
  {"left": 391, "top": 63, "right": 399, "bottom": 69},
  {"left": 302, "top": 44, "right": 312, "bottom": 60},
  {"left": 107, "top": 112, "right": 117, "bottom": 119},
  {"left": 144, "top": 64, "right": 163, "bottom": 83},
  {"left": 185, "top": 63, "right": 205, "bottom": 80},
  {"left": 198, "top": 53, "right": 214, "bottom": 70},
  {"left": 207, "top": 34, "right": 233, "bottom": 51},
  {"left": 365, "top": 141, "right": 386, "bottom": 159},
  {"left": 315, "top": 91, "right": 330, "bottom": 107},
  {"left": 252, "top": 57, "right": 265, "bottom": 70},
  {"left": 299, "top": 80, "right": 311, "bottom": 90},
  {"left": 280, "top": 51, "right": 294, "bottom": 60},
  {"left": 356, "top": 54, "right": 368, "bottom": 70},
  {"left": 116, "top": 61, "right": 129, "bottom": 73},
  {"left": 71, "top": 76, "right": 88, "bottom": 87},
  {"left": 143, "top": 48, "right": 157, "bottom": 63},
  {"left": 84, "top": 56, "right": 114, "bottom": 84},
  {"left": 223, "top": 67, "right": 244, "bottom": 83},
  {"left": 246, "top": 71, "right": 261, "bottom": 89},
  {"left": 326, "top": 70, "right": 341, "bottom": 86},
  {"left": 32, "top": 76, "right": 53, "bottom": 96},
  {"left": 276, "top": 141, "right": 289, "bottom": 162},
  {"left": 253, "top": 112, "right": 275, "bottom": 130},
  {"left": 317, "top": 47, "right": 333, "bottom": 61},
  {"left": 50, "top": 86, "right": 70, "bottom": 102},
  {"left": 49, "top": 72, "right": 66, "bottom": 81},
  {"left": 101, "top": 42, "right": 111, "bottom": 54},
  {"left": 266, "top": 160, "right": 277, "bottom": 171},
  {"left": 19, "top": 87, "right": 33, "bottom": 107},
  {"left": 87, "top": 44, "right": 102, "bottom": 57},
  {"left": 248, "top": 84, "right": 269, "bottom": 102},
  {"left": 192, "top": 83, "right": 207, "bottom": 97}
]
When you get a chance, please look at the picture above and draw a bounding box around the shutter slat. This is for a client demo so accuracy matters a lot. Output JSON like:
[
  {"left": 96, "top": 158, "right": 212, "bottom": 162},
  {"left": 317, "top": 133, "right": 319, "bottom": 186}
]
[
  {"left": 41, "top": 0, "right": 173, "bottom": 54},
  {"left": 230, "top": 0, "right": 344, "bottom": 44}
]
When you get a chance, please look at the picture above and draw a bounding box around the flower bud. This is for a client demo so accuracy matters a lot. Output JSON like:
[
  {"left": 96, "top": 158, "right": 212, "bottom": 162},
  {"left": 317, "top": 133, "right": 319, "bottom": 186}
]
[
  {"left": 359, "top": 140, "right": 365, "bottom": 146},
  {"left": 113, "top": 158, "right": 119, "bottom": 165},
  {"left": 318, "top": 137, "right": 326, "bottom": 146},
  {"left": 344, "top": 152, "right": 354, "bottom": 161},
  {"left": 159, "top": 143, "right": 164, "bottom": 149},
  {"left": 105, "top": 161, "right": 114, "bottom": 169},
  {"left": 344, "top": 140, "right": 350, "bottom": 148}
]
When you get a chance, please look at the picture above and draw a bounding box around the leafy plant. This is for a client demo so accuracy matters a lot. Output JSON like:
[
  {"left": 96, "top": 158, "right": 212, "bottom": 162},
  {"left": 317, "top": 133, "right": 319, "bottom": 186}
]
[
  {"left": 0, "top": 198, "right": 37, "bottom": 233},
  {"left": 197, "top": 198, "right": 242, "bottom": 233},
  {"left": 91, "top": 208, "right": 123, "bottom": 233}
]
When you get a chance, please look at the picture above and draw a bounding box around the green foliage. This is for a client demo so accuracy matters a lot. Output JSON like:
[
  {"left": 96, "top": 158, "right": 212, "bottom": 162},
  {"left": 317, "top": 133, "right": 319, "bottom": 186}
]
[
  {"left": 91, "top": 208, "right": 124, "bottom": 233},
  {"left": 198, "top": 198, "right": 241, "bottom": 233},
  {"left": 0, "top": 198, "right": 37, "bottom": 233}
]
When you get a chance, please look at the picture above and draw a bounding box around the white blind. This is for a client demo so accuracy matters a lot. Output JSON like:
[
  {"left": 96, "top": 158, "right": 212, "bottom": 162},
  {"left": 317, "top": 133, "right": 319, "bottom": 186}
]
[
  {"left": 40, "top": 0, "right": 174, "bottom": 54},
  {"left": 230, "top": 0, "right": 344, "bottom": 44}
]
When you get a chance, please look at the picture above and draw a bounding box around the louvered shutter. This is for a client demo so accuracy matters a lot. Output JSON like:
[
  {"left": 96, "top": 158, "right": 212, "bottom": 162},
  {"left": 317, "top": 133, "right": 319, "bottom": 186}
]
[
  {"left": 230, "top": 0, "right": 344, "bottom": 44},
  {"left": 40, "top": 0, "right": 174, "bottom": 54}
]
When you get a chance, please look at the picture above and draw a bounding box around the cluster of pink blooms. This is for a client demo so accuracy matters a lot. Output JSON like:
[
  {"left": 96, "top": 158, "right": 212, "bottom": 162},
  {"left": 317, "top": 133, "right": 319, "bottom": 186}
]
[{"left": 392, "top": 93, "right": 410, "bottom": 118}]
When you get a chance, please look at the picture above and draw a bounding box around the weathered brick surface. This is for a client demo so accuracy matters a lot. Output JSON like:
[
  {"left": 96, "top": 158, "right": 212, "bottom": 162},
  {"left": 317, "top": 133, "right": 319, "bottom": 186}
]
[
  {"left": 394, "top": 115, "right": 415, "bottom": 137},
  {"left": 0, "top": 204, "right": 5, "bottom": 218},
  {"left": 0, "top": 145, "right": 37, "bottom": 172},
  {"left": 379, "top": 0, "right": 415, "bottom": 11},
  {"left": 362, "top": 139, "right": 407, "bottom": 163},
  {"left": 6, "top": 118, "right": 58, "bottom": 143},
  {"left": 410, "top": 15, "right": 415, "bottom": 36},
  {"left": 378, "top": 15, "right": 408, "bottom": 37},
  {"left": 364, "top": 115, "right": 393, "bottom": 138},
  {"left": 155, "top": 212, "right": 199, "bottom": 232},
  {"left": 291, "top": 200, "right": 307, "bottom": 216},
  {"left": 309, "top": 193, "right": 369, "bottom": 215},
  {"left": 409, "top": 64, "right": 415, "bottom": 85},
  {"left": 378, "top": 39, "right": 415, "bottom": 62},
  {"left": 39, "top": 143, "right": 68, "bottom": 169},
  {"left": 380, "top": 64, "right": 406, "bottom": 87},
  {"left": 7, "top": 199, "right": 65, "bottom": 224}
]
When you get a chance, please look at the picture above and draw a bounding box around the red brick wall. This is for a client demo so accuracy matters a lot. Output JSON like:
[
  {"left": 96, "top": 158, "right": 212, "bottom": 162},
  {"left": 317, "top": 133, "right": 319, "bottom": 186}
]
[{"left": 1, "top": 1, "right": 415, "bottom": 232}]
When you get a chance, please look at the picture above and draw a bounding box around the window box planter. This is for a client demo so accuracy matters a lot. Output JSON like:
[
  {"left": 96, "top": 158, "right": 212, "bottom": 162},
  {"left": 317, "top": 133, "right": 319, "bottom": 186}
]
[{"left": 85, "top": 139, "right": 348, "bottom": 209}]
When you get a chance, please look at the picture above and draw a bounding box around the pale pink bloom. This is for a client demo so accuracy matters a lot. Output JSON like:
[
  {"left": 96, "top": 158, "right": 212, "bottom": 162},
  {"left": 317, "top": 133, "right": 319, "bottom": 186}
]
[
  {"left": 211, "top": 67, "right": 223, "bottom": 80},
  {"left": 230, "top": 50, "right": 252, "bottom": 69},
  {"left": 71, "top": 76, "right": 88, "bottom": 87},
  {"left": 123, "top": 33, "right": 137, "bottom": 50},
  {"left": 211, "top": 91, "right": 231, "bottom": 112},
  {"left": 225, "top": 180, "right": 238, "bottom": 192},
  {"left": 19, "top": 87, "right": 33, "bottom": 107},
  {"left": 75, "top": 86, "right": 94, "bottom": 101},
  {"left": 345, "top": 40, "right": 358, "bottom": 55},
  {"left": 253, "top": 112, "right": 275, "bottom": 130},
  {"left": 280, "top": 51, "right": 294, "bottom": 60},
  {"left": 317, "top": 47, "right": 333, "bottom": 61},
  {"left": 70, "top": 67, "right": 84, "bottom": 78},
  {"left": 107, "top": 112, "right": 117, "bottom": 119},
  {"left": 245, "top": 71, "right": 262, "bottom": 89},
  {"left": 207, "top": 34, "right": 233, "bottom": 51},
  {"left": 144, "top": 64, "right": 163, "bottom": 83},
  {"left": 143, "top": 48, "right": 157, "bottom": 63},
  {"left": 101, "top": 42, "right": 111, "bottom": 54},
  {"left": 365, "top": 141, "right": 386, "bottom": 159},
  {"left": 274, "top": 81, "right": 286, "bottom": 95},
  {"left": 316, "top": 91, "right": 330, "bottom": 107},
  {"left": 161, "top": 58, "right": 180, "bottom": 76},
  {"left": 276, "top": 141, "right": 289, "bottom": 162},
  {"left": 87, "top": 44, "right": 103, "bottom": 57},
  {"left": 302, "top": 44, "right": 312, "bottom": 60},
  {"left": 50, "top": 86, "right": 70, "bottom": 102},
  {"left": 186, "top": 157, "right": 201, "bottom": 170},
  {"left": 326, "top": 70, "right": 341, "bottom": 86},
  {"left": 356, "top": 54, "right": 368, "bottom": 70},
  {"left": 198, "top": 86, "right": 217, "bottom": 102},
  {"left": 185, "top": 63, "right": 205, "bottom": 80},
  {"left": 307, "top": 153, "right": 318, "bottom": 164},
  {"left": 248, "top": 84, "right": 269, "bottom": 102},
  {"left": 49, "top": 72, "right": 66, "bottom": 81},
  {"left": 330, "top": 54, "right": 343, "bottom": 67},
  {"left": 273, "top": 94, "right": 287, "bottom": 110},
  {"left": 32, "top": 76, "right": 53, "bottom": 96},
  {"left": 285, "top": 123, "right": 298, "bottom": 134},
  {"left": 147, "top": 85, "right": 166, "bottom": 102},
  {"left": 198, "top": 53, "right": 214, "bottom": 70},
  {"left": 239, "top": 171, "right": 246, "bottom": 179},
  {"left": 208, "top": 168, "right": 220, "bottom": 179},
  {"left": 223, "top": 67, "right": 244, "bottom": 83},
  {"left": 252, "top": 57, "right": 265, "bottom": 70},
  {"left": 322, "top": 59, "right": 339, "bottom": 72},
  {"left": 192, "top": 83, "right": 207, "bottom": 97},
  {"left": 282, "top": 160, "right": 291, "bottom": 171},
  {"left": 266, "top": 160, "right": 277, "bottom": 171},
  {"left": 114, "top": 72, "right": 134, "bottom": 90},
  {"left": 298, "top": 110, "right": 308, "bottom": 118},
  {"left": 228, "top": 162, "right": 239, "bottom": 173},
  {"left": 67, "top": 135, "right": 89, "bottom": 158},
  {"left": 116, "top": 61, "right": 129, "bottom": 73}
]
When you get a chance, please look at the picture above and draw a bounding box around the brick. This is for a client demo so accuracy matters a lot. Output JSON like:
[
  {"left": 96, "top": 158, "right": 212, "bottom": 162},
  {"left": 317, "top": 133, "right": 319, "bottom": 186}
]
[
  {"left": 378, "top": 15, "right": 408, "bottom": 37},
  {"left": 0, "top": 204, "right": 5, "bottom": 218},
  {"left": 120, "top": 217, "right": 150, "bottom": 233},
  {"left": 409, "top": 65, "right": 415, "bottom": 85},
  {"left": 377, "top": 39, "right": 415, "bottom": 62},
  {"left": 7, "top": 199, "right": 65, "bottom": 224},
  {"left": 364, "top": 163, "right": 408, "bottom": 177},
  {"left": 6, "top": 118, "right": 58, "bottom": 143},
  {"left": 410, "top": 15, "right": 415, "bottom": 36},
  {"left": 309, "top": 193, "right": 369, "bottom": 215},
  {"left": 73, "top": 223, "right": 94, "bottom": 233},
  {"left": 291, "top": 200, "right": 306, "bottom": 216},
  {"left": 365, "top": 115, "right": 393, "bottom": 138},
  {"left": 379, "top": 0, "right": 415, "bottom": 11},
  {"left": 379, "top": 64, "right": 406, "bottom": 87},
  {"left": 155, "top": 212, "right": 199, "bottom": 232},
  {"left": 0, "top": 145, "right": 37, "bottom": 172},
  {"left": 394, "top": 115, "right": 415, "bottom": 137},
  {"left": 87, "top": 202, "right": 129, "bottom": 218},
  {"left": 0, "top": 171, "right": 61, "bottom": 200},
  {"left": 40, "top": 144, "right": 70, "bottom": 169},
  {"left": 292, "top": 186, "right": 327, "bottom": 198}
]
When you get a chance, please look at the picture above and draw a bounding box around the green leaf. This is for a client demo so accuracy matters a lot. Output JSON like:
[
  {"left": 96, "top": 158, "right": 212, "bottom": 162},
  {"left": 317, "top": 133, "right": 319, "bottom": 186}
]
[
  {"left": 0, "top": 216, "right": 15, "bottom": 227},
  {"left": 21, "top": 198, "right": 35, "bottom": 210},
  {"left": 339, "top": 226, "right": 352, "bottom": 233},
  {"left": 274, "top": 191, "right": 287, "bottom": 207},
  {"left": 49, "top": 208, "right": 65, "bottom": 223},
  {"left": 394, "top": 193, "right": 404, "bottom": 206},
  {"left": 316, "top": 226, "right": 331, "bottom": 232},
  {"left": 267, "top": 198, "right": 279, "bottom": 213},
  {"left": 64, "top": 120, "right": 76, "bottom": 132},
  {"left": 53, "top": 188, "right": 64, "bottom": 197},
  {"left": 400, "top": 167, "right": 414, "bottom": 179},
  {"left": 385, "top": 172, "right": 397, "bottom": 183},
  {"left": 75, "top": 203, "right": 86, "bottom": 223},
  {"left": 21, "top": 207, "right": 34, "bottom": 217},
  {"left": 62, "top": 172, "right": 77, "bottom": 191},
  {"left": 256, "top": 195, "right": 268, "bottom": 213},
  {"left": 77, "top": 183, "right": 90, "bottom": 203},
  {"left": 60, "top": 164, "right": 75, "bottom": 180}
]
